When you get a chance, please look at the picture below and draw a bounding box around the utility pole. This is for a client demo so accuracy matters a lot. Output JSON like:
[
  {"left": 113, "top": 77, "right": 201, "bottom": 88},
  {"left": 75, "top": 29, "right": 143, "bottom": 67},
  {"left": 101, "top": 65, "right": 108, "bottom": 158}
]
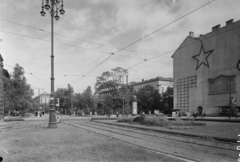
[
  {"left": 122, "top": 97, "right": 125, "bottom": 115},
  {"left": 229, "top": 78, "right": 232, "bottom": 119}
]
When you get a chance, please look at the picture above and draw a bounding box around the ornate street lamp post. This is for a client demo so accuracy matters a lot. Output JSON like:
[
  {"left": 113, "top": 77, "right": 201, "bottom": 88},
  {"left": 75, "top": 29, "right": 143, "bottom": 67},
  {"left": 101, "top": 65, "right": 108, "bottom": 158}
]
[{"left": 40, "top": 0, "right": 65, "bottom": 128}]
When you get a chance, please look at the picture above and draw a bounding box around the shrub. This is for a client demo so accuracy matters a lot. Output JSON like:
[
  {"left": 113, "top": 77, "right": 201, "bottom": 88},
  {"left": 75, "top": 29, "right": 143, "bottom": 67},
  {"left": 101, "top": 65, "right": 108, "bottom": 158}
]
[
  {"left": 117, "top": 115, "right": 206, "bottom": 130},
  {"left": 117, "top": 116, "right": 132, "bottom": 123},
  {"left": 144, "top": 116, "right": 169, "bottom": 127},
  {"left": 132, "top": 115, "right": 146, "bottom": 123}
]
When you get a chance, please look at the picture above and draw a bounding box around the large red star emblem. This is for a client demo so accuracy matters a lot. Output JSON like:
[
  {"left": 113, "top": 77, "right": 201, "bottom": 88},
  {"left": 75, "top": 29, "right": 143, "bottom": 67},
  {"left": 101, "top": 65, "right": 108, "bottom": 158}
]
[{"left": 192, "top": 44, "right": 214, "bottom": 70}]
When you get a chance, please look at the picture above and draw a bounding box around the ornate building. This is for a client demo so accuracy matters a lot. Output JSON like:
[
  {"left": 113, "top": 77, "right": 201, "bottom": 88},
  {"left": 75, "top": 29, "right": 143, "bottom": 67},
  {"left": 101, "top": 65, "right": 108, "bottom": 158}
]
[
  {"left": 172, "top": 19, "right": 240, "bottom": 115},
  {"left": 132, "top": 77, "right": 173, "bottom": 94}
]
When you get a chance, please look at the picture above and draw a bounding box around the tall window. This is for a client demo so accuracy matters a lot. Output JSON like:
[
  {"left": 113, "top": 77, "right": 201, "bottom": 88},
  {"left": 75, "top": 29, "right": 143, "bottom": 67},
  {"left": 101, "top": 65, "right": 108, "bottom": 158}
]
[
  {"left": 177, "top": 75, "right": 197, "bottom": 112},
  {"left": 208, "top": 75, "right": 236, "bottom": 95}
]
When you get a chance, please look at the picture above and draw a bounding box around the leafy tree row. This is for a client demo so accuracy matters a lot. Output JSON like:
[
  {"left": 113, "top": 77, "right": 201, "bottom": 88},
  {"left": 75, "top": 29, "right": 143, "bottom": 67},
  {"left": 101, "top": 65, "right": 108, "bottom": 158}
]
[{"left": 3, "top": 64, "right": 35, "bottom": 115}]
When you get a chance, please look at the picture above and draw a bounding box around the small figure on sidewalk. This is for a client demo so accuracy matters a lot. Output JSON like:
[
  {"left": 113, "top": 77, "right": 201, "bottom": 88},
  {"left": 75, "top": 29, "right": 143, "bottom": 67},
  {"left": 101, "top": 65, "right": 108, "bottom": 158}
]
[
  {"left": 56, "top": 116, "right": 61, "bottom": 124},
  {"left": 228, "top": 106, "right": 236, "bottom": 119},
  {"left": 193, "top": 112, "right": 197, "bottom": 118},
  {"left": 197, "top": 106, "right": 203, "bottom": 118},
  {"left": 116, "top": 112, "right": 119, "bottom": 117}
]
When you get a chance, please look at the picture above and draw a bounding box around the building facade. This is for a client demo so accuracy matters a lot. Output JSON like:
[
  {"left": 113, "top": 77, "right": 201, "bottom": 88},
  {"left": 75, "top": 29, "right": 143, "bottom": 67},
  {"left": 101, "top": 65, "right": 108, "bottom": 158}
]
[
  {"left": 0, "top": 54, "right": 4, "bottom": 119},
  {"left": 40, "top": 93, "right": 50, "bottom": 104},
  {"left": 0, "top": 54, "right": 10, "bottom": 119},
  {"left": 172, "top": 19, "right": 240, "bottom": 115},
  {"left": 132, "top": 77, "right": 173, "bottom": 94}
]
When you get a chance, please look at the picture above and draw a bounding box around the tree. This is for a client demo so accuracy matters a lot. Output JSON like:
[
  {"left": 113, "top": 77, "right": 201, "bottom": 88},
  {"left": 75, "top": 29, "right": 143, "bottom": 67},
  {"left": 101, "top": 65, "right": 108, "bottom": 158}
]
[
  {"left": 82, "top": 86, "right": 95, "bottom": 115},
  {"left": 161, "top": 87, "right": 173, "bottom": 114},
  {"left": 3, "top": 64, "right": 34, "bottom": 115},
  {"left": 55, "top": 84, "right": 74, "bottom": 115},
  {"left": 74, "top": 93, "right": 85, "bottom": 115},
  {"left": 95, "top": 67, "right": 128, "bottom": 93},
  {"left": 134, "top": 85, "right": 162, "bottom": 114},
  {"left": 95, "top": 67, "right": 129, "bottom": 115},
  {"left": 133, "top": 85, "right": 173, "bottom": 114}
]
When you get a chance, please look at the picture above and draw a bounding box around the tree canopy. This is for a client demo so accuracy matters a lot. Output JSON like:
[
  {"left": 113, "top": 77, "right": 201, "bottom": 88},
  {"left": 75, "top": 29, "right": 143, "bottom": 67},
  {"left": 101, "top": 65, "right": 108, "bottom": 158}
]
[
  {"left": 3, "top": 64, "right": 34, "bottom": 115},
  {"left": 95, "top": 67, "right": 128, "bottom": 93}
]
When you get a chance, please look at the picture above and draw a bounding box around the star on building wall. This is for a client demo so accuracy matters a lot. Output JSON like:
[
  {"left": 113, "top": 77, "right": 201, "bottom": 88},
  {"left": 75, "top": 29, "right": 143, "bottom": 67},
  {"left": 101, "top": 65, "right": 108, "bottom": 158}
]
[{"left": 192, "top": 44, "right": 214, "bottom": 70}]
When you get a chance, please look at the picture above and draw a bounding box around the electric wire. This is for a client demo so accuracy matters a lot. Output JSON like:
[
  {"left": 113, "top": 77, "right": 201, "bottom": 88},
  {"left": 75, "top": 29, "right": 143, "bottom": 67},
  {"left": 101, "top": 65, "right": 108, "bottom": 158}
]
[
  {"left": 69, "top": 0, "right": 215, "bottom": 84},
  {"left": 71, "top": 54, "right": 113, "bottom": 85},
  {"left": 1, "top": 0, "right": 225, "bottom": 89},
  {"left": 0, "top": 0, "right": 216, "bottom": 77},
  {"left": 112, "top": 0, "right": 216, "bottom": 55},
  {"left": 0, "top": 18, "right": 159, "bottom": 57},
  {"left": 0, "top": 30, "right": 109, "bottom": 54},
  {"left": 3, "top": 20, "right": 239, "bottom": 86},
  {"left": 126, "top": 25, "right": 240, "bottom": 70},
  {"left": 3, "top": 63, "right": 50, "bottom": 85}
]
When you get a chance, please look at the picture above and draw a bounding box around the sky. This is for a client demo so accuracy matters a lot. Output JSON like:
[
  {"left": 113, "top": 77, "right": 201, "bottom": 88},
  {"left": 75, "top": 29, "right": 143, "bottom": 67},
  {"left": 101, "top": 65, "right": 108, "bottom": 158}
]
[{"left": 0, "top": 0, "right": 240, "bottom": 97}]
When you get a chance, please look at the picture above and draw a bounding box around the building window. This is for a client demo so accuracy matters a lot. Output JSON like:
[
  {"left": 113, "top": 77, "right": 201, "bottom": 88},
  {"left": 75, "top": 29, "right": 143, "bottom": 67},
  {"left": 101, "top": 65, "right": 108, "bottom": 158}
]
[
  {"left": 177, "top": 75, "right": 197, "bottom": 112},
  {"left": 208, "top": 75, "right": 236, "bottom": 95}
]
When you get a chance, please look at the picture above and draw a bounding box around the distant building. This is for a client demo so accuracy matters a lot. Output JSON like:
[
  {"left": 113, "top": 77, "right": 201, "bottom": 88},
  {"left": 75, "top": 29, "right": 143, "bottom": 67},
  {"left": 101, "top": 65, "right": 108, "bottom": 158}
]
[
  {"left": 0, "top": 54, "right": 10, "bottom": 119},
  {"left": 39, "top": 93, "right": 50, "bottom": 104},
  {"left": 95, "top": 77, "right": 173, "bottom": 96},
  {"left": 172, "top": 19, "right": 240, "bottom": 115},
  {"left": 95, "top": 86, "right": 121, "bottom": 96},
  {"left": 131, "top": 77, "right": 173, "bottom": 94}
]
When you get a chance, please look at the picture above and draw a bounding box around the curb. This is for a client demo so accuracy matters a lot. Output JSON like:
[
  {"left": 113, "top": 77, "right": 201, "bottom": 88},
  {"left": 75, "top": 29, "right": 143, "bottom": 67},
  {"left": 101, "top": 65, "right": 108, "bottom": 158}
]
[
  {"left": 4, "top": 118, "right": 25, "bottom": 122},
  {"left": 93, "top": 120, "right": 238, "bottom": 143},
  {"left": 168, "top": 118, "right": 240, "bottom": 123},
  {"left": 91, "top": 118, "right": 117, "bottom": 121}
]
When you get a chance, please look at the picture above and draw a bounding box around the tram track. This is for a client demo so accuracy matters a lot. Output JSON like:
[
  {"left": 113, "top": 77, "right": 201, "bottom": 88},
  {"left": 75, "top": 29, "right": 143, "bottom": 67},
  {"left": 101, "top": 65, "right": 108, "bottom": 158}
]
[
  {"left": 68, "top": 120, "right": 235, "bottom": 151},
  {"left": 0, "top": 122, "right": 46, "bottom": 133},
  {"left": 64, "top": 120, "right": 236, "bottom": 162},
  {"left": 64, "top": 121, "right": 195, "bottom": 162}
]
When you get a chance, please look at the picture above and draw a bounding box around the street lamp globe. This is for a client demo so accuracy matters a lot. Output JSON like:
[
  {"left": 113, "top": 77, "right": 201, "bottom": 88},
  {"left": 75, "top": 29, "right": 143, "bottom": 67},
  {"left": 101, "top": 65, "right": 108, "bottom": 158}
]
[
  {"left": 55, "top": 13, "right": 60, "bottom": 20},
  {"left": 40, "top": 7, "right": 46, "bottom": 16},
  {"left": 59, "top": 8, "right": 65, "bottom": 15}
]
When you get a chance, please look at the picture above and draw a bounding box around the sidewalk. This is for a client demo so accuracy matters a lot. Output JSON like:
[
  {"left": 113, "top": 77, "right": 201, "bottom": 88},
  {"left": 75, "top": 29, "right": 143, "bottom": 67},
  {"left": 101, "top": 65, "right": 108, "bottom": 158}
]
[
  {"left": 93, "top": 119, "right": 240, "bottom": 143},
  {"left": 169, "top": 116, "right": 240, "bottom": 122}
]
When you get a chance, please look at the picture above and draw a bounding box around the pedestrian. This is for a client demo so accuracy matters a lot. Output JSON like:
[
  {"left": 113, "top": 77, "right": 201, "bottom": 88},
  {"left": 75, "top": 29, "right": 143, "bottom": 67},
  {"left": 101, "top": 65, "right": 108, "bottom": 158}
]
[
  {"left": 35, "top": 111, "right": 37, "bottom": 117},
  {"left": 197, "top": 106, "right": 203, "bottom": 118},
  {"left": 116, "top": 112, "right": 119, "bottom": 117},
  {"left": 57, "top": 116, "right": 61, "bottom": 124},
  {"left": 193, "top": 112, "right": 197, "bottom": 118},
  {"left": 229, "top": 106, "right": 236, "bottom": 119}
]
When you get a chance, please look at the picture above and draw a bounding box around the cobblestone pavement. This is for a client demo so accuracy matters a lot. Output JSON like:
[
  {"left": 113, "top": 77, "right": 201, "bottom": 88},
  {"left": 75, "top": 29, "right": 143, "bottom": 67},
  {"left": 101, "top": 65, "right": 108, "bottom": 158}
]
[{"left": 64, "top": 120, "right": 238, "bottom": 162}]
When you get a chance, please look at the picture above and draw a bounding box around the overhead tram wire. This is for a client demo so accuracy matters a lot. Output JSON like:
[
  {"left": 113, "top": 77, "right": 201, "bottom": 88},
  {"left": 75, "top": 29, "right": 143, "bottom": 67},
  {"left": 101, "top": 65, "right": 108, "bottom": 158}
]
[
  {"left": 127, "top": 24, "right": 240, "bottom": 70},
  {"left": 111, "top": 0, "right": 216, "bottom": 55},
  {"left": 1, "top": 0, "right": 217, "bottom": 86},
  {"left": 3, "top": 63, "right": 50, "bottom": 85},
  {"left": 71, "top": 54, "right": 114, "bottom": 85},
  {"left": 0, "top": 18, "right": 158, "bottom": 57},
  {"left": 0, "top": 0, "right": 216, "bottom": 58},
  {"left": 0, "top": 30, "right": 153, "bottom": 62},
  {"left": 68, "top": 0, "right": 216, "bottom": 85},
  {"left": 3, "top": 11, "right": 235, "bottom": 70},
  {"left": 3, "top": 24, "right": 239, "bottom": 81},
  {"left": 28, "top": 73, "right": 50, "bottom": 85},
  {"left": 0, "top": 30, "right": 109, "bottom": 55}
]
